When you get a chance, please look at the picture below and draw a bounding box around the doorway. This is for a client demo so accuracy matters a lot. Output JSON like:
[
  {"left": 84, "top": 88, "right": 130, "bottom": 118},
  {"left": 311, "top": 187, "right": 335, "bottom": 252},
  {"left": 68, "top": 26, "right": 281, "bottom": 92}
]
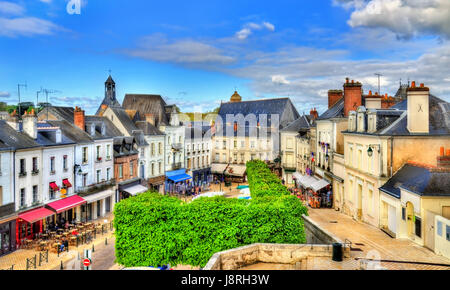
[
  {"left": 406, "top": 202, "right": 415, "bottom": 237},
  {"left": 357, "top": 184, "right": 363, "bottom": 220},
  {"left": 425, "top": 211, "right": 436, "bottom": 251}
]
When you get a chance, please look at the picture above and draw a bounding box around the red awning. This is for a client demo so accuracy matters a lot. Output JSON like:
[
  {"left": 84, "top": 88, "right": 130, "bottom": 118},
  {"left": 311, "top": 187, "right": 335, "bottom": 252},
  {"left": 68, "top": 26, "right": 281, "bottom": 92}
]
[
  {"left": 49, "top": 182, "right": 60, "bottom": 191},
  {"left": 18, "top": 208, "right": 54, "bottom": 223},
  {"left": 62, "top": 179, "right": 72, "bottom": 188},
  {"left": 47, "top": 195, "right": 86, "bottom": 213}
]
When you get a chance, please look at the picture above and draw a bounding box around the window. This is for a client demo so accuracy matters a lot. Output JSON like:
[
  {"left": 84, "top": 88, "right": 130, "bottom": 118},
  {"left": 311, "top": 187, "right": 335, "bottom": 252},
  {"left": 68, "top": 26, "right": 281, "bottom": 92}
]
[
  {"left": 151, "top": 163, "right": 155, "bottom": 176},
  {"left": 187, "top": 158, "right": 191, "bottom": 169},
  {"left": 222, "top": 153, "right": 227, "bottom": 163},
  {"left": 130, "top": 161, "right": 134, "bottom": 177},
  {"left": 19, "top": 159, "right": 26, "bottom": 175},
  {"left": 32, "top": 186, "right": 38, "bottom": 204},
  {"left": 96, "top": 170, "right": 101, "bottom": 183},
  {"left": 32, "top": 157, "right": 38, "bottom": 173},
  {"left": 447, "top": 225, "right": 450, "bottom": 242},
  {"left": 119, "top": 165, "right": 123, "bottom": 178},
  {"left": 96, "top": 146, "right": 101, "bottom": 159},
  {"left": 234, "top": 140, "right": 237, "bottom": 148},
  {"left": 82, "top": 174, "right": 88, "bottom": 187},
  {"left": 168, "top": 136, "right": 171, "bottom": 145},
  {"left": 82, "top": 147, "right": 88, "bottom": 163},
  {"left": 151, "top": 143, "right": 155, "bottom": 156},
  {"left": 106, "top": 168, "right": 111, "bottom": 181},
  {"left": 241, "top": 141, "right": 245, "bottom": 148},
  {"left": 402, "top": 208, "right": 406, "bottom": 220},
  {"left": 368, "top": 188, "right": 373, "bottom": 215},
  {"left": 233, "top": 154, "right": 237, "bottom": 162},
  {"left": 437, "top": 221, "right": 443, "bottom": 237},
  {"left": 215, "top": 153, "right": 219, "bottom": 162},
  {"left": 63, "top": 155, "right": 68, "bottom": 171},
  {"left": 241, "top": 153, "right": 245, "bottom": 162},
  {"left": 158, "top": 142, "right": 162, "bottom": 154},
  {"left": 348, "top": 145, "right": 353, "bottom": 167},
  {"left": 223, "top": 140, "right": 226, "bottom": 149},
  {"left": 415, "top": 216, "right": 422, "bottom": 238},
  {"left": 20, "top": 188, "right": 25, "bottom": 207},
  {"left": 206, "top": 156, "right": 209, "bottom": 165},
  {"left": 179, "top": 136, "right": 182, "bottom": 143},
  {"left": 50, "top": 157, "right": 55, "bottom": 173},
  {"left": 141, "top": 148, "right": 145, "bottom": 158},
  {"left": 106, "top": 144, "right": 111, "bottom": 160},
  {"left": 357, "top": 149, "right": 362, "bottom": 170},
  {"left": 158, "top": 162, "right": 162, "bottom": 174}
]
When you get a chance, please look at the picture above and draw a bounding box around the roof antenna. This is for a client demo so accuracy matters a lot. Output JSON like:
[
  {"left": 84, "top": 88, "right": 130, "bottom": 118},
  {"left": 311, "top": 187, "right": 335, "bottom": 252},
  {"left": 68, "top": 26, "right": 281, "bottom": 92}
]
[
  {"left": 374, "top": 73, "right": 383, "bottom": 95},
  {"left": 42, "top": 89, "right": 61, "bottom": 121},
  {"left": 17, "top": 82, "right": 27, "bottom": 119}
]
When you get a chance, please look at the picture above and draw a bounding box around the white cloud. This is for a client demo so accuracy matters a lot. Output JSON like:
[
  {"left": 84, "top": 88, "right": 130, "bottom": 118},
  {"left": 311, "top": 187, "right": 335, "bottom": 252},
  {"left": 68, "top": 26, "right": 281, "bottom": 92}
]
[
  {"left": 235, "top": 21, "right": 276, "bottom": 40},
  {"left": 0, "top": 1, "right": 24, "bottom": 16},
  {"left": 125, "top": 34, "right": 235, "bottom": 66},
  {"left": 337, "top": 0, "right": 450, "bottom": 39},
  {"left": 271, "top": 75, "right": 290, "bottom": 85},
  {"left": 0, "top": 16, "right": 62, "bottom": 37},
  {"left": 0, "top": 91, "right": 11, "bottom": 98}
]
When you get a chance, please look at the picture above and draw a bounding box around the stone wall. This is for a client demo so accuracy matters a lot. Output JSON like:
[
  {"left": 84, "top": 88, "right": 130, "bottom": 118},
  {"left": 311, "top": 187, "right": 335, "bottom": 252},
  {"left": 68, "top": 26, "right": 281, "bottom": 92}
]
[{"left": 303, "top": 214, "right": 343, "bottom": 244}]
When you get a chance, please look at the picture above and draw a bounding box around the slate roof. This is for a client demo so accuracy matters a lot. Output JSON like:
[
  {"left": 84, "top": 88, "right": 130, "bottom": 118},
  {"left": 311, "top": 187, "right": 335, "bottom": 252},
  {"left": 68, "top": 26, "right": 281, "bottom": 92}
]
[
  {"left": 46, "top": 120, "right": 93, "bottom": 144},
  {"left": 36, "top": 129, "right": 75, "bottom": 147},
  {"left": 380, "top": 163, "right": 450, "bottom": 198},
  {"left": 379, "top": 95, "right": 450, "bottom": 136},
  {"left": 38, "top": 106, "right": 75, "bottom": 123},
  {"left": 317, "top": 98, "right": 344, "bottom": 120},
  {"left": 0, "top": 120, "right": 41, "bottom": 150},
  {"left": 135, "top": 121, "right": 164, "bottom": 136},
  {"left": 122, "top": 94, "right": 169, "bottom": 126},
  {"left": 108, "top": 107, "right": 139, "bottom": 135},
  {"left": 217, "top": 98, "right": 300, "bottom": 129},
  {"left": 281, "top": 115, "right": 312, "bottom": 133},
  {"left": 131, "top": 131, "right": 149, "bottom": 147},
  {"left": 85, "top": 116, "right": 123, "bottom": 139}
]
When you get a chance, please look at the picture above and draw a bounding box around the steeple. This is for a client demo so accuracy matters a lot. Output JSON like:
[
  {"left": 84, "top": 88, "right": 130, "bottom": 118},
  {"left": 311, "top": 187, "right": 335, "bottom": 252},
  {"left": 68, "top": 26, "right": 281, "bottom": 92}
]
[{"left": 96, "top": 74, "right": 121, "bottom": 115}]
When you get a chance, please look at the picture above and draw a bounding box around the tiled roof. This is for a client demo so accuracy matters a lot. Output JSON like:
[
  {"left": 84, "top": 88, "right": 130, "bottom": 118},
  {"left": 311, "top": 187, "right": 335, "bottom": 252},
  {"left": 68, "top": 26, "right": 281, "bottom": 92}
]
[
  {"left": 38, "top": 106, "right": 75, "bottom": 123},
  {"left": 46, "top": 120, "right": 93, "bottom": 144},
  {"left": 135, "top": 121, "right": 164, "bottom": 136},
  {"left": 281, "top": 115, "right": 312, "bottom": 132},
  {"left": 122, "top": 94, "right": 169, "bottom": 126},
  {"left": 380, "top": 163, "right": 450, "bottom": 198},
  {"left": 109, "top": 107, "right": 139, "bottom": 135},
  {"left": 0, "top": 120, "right": 41, "bottom": 150}
]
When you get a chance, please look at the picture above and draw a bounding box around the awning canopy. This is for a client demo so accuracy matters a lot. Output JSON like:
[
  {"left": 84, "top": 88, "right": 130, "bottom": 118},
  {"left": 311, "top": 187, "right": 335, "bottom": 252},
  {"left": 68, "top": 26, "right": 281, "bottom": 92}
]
[
  {"left": 19, "top": 208, "right": 54, "bottom": 223},
  {"left": 62, "top": 179, "right": 72, "bottom": 188},
  {"left": 47, "top": 195, "right": 86, "bottom": 213},
  {"left": 211, "top": 163, "right": 228, "bottom": 174},
  {"left": 49, "top": 182, "right": 60, "bottom": 191},
  {"left": 310, "top": 179, "right": 331, "bottom": 192},
  {"left": 226, "top": 165, "right": 246, "bottom": 177},
  {"left": 82, "top": 189, "right": 114, "bottom": 204},
  {"left": 298, "top": 175, "right": 319, "bottom": 189},
  {"left": 123, "top": 184, "right": 148, "bottom": 196},
  {"left": 167, "top": 174, "right": 192, "bottom": 183}
]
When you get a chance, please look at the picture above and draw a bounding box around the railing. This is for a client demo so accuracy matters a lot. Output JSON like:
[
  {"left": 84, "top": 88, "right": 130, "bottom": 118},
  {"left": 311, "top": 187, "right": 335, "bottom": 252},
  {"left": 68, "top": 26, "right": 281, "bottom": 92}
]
[{"left": 77, "top": 179, "right": 116, "bottom": 196}]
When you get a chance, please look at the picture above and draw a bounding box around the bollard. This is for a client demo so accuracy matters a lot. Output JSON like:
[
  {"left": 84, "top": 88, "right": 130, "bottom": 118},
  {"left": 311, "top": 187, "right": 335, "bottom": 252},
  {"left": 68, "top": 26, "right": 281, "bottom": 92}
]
[
  {"left": 105, "top": 238, "right": 107, "bottom": 245},
  {"left": 92, "top": 244, "right": 95, "bottom": 252},
  {"left": 60, "top": 261, "right": 64, "bottom": 270}
]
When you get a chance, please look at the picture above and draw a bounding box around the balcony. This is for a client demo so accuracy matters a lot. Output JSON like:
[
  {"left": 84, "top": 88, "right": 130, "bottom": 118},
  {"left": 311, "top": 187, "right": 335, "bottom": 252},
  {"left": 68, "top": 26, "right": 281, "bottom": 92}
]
[
  {"left": 32, "top": 169, "right": 39, "bottom": 176},
  {"left": 19, "top": 172, "right": 27, "bottom": 178},
  {"left": 282, "top": 163, "right": 297, "bottom": 171},
  {"left": 77, "top": 179, "right": 116, "bottom": 196},
  {"left": 172, "top": 143, "right": 183, "bottom": 151},
  {"left": 172, "top": 162, "right": 182, "bottom": 170}
]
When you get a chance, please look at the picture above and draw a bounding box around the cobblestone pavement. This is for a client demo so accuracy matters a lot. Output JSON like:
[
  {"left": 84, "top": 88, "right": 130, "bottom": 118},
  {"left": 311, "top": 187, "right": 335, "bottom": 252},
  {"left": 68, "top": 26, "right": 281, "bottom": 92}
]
[{"left": 308, "top": 208, "right": 450, "bottom": 270}]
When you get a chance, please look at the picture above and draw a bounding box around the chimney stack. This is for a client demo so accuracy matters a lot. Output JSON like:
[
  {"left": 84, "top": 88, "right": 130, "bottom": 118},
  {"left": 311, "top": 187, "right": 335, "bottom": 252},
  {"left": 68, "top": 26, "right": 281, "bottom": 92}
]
[
  {"left": 328, "top": 90, "right": 343, "bottom": 109},
  {"left": 7, "top": 110, "right": 20, "bottom": 131},
  {"left": 407, "top": 81, "right": 429, "bottom": 134},
  {"left": 22, "top": 109, "right": 37, "bottom": 139},
  {"left": 437, "top": 147, "right": 450, "bottom": 169},
  {"left": 74, "top": 106, "right": 85, "bottom": 131},
  {"left": 343, "top": 78, "right": 363, "bottom": 117}
]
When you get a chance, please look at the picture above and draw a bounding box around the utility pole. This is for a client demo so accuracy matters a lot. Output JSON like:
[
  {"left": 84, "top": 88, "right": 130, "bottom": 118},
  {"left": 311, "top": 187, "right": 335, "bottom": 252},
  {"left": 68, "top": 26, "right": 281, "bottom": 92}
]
[
  {"left": 17, "top": 83, "right": 27, "bottom": 118},
  {"left": 374, "top": 73, "right": 383, "bottom": 95}
]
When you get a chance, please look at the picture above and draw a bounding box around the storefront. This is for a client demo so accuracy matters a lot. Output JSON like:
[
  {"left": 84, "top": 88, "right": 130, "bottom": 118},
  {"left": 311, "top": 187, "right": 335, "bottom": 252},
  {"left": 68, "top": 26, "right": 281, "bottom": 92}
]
[
  {"left": 16, "top": 207, "right": 55, "bottom": 246},
  {"left": 119, "top": 179, "right": 148, "bottom": 200},
  {"left": 147, "top": 175, "right": 166, "bottom": 193},
  {"left": 0, "top": 203, "right": 17, "bottom": 256},
  {"left": 293, "top": 172, "right": 332, "bottom": 208},
  {"left": 211, "top": 164, "right": 246, "bottom": 184},
  {"left": 81, "top": 189, "right": 115, "bottom": 221},
  {"left": 165, "top": 169, "right": 193, "bottom": 195},
  {"left": 46, "top": 195, "right": 86, "bottom": 224},
  {"left": 191, "top": 168, "right": 211, "bottom": 186}
]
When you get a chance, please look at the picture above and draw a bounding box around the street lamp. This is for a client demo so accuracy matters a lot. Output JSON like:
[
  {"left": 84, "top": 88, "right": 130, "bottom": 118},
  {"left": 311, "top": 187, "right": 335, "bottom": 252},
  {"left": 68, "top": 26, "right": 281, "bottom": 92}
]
[{"left": 367, "top": 146, "right": 374, "bottom": 157}]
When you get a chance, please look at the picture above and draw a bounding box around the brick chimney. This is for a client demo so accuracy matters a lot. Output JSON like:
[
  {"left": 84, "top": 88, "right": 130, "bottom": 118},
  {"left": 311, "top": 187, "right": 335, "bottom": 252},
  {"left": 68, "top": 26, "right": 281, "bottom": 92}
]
[
  {"left": 74, "top": 106, "right": 85, "bottom": 131},
  {"left": 22, "top": 109, "right": 37, "bottom": 139},
  {"left": 343, "top": 78, "right": 362, "bottom": 117},
  {"left": 7, "top": 110, "right": 19, "bottom": 131},
  {"left": 437, "top": 147, "right": 450, "bottom": 169},
  {"left": 310, "top": 108, "right": 319, "bottom": 120},
  {"left": 407, "top": 81, "right": 429, "bottom": 134},
  {"left": 328, "top": 90, "right": 343, "bottom": 109}
]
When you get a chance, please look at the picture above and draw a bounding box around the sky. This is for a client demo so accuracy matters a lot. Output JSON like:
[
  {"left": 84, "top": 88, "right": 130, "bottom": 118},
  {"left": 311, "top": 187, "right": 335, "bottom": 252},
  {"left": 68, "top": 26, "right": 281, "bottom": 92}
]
[{"left": 0, "top": 0, "right": 449, "bottom": 115}]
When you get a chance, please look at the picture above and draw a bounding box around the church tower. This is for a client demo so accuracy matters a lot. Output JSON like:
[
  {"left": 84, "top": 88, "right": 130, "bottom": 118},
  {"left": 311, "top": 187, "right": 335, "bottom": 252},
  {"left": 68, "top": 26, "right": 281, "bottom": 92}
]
[
  {"left": 96, "top": 74, "right": 122, "bottom": 115},
  {"left": 230, "top": 91, "right": 242, "bottom": 103}
]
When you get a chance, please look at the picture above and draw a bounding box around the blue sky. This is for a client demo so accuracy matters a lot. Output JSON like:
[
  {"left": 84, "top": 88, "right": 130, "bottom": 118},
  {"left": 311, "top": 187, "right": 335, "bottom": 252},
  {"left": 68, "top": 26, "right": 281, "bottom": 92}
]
[{"left": 0, "top": 0, "right": 449, "bottom": 115}]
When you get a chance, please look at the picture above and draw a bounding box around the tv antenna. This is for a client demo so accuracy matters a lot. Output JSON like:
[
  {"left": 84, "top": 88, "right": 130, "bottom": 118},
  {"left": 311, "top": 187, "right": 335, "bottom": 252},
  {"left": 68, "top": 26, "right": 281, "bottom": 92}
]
[
  {"left": 36, "top": 87, "right": 43, "bottom": 108},
  {"left": 17, "top": 82, "right": 27, "bottom": 118},
  {"left": 42, "top": 89, "right": 61, "bottom": 121},
  {"left": 374, "top": 73, "right": 383, "bottom": 95}
]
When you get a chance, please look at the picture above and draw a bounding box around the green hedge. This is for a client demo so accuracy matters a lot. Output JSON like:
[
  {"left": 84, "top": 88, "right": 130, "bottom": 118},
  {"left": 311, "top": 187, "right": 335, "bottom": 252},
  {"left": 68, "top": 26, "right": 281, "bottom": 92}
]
[
  {"left": 114, "top": 161, "right": 308, "bottom": 268},
  {"left": 246, "top": 160, "right": 291, "bottom": 198}
]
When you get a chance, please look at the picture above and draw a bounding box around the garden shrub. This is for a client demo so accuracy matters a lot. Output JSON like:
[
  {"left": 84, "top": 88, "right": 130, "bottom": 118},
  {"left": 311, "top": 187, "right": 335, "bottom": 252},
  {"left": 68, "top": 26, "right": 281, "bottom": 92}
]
[{"left": 114, "top": 160, "right": 308, "bottom": 268}]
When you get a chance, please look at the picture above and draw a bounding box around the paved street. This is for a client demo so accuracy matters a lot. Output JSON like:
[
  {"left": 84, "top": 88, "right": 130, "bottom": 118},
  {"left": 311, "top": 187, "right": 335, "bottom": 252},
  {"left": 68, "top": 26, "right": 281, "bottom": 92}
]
[{"left": 308, "top": 208, "right": 450, "bottom": 270}]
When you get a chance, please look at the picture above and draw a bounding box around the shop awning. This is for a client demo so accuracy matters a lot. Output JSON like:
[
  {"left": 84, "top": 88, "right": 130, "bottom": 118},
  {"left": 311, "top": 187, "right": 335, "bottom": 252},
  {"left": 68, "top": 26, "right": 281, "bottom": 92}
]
[
  {"left": 47, "top": 195, "right": 86, "bottom": 213},
  {"left": 293, "top": 172, "right": 303, "bottom": 181},
  {"left": 62, "top": 179, "right": 72, "bottom": 188},
  {"left": 49, "top": 182, "right": 60, "bottom": 191},
  {"left": 226, "top": 165, "right": 246, "bottom": 177},
  {"left": 82, "top": 189, "right": 114, "bottom": 204},
  {"left": 310, "top": 179, "right": 330, "bottom": 192},
  {"left": 167, "top": 174, "right": 192, "bottom": 183},
  {"left": 211, "top": 163, "right": 229, "bottom": 174},
  {"left": 19, "top": 208, "right": 54, "bottom": 223},
  {"left": 123, "top": 184, "right": 148, "bottom": 196},
  {"left": 298, "top": 175, "right": 318, "bottom": 189}
]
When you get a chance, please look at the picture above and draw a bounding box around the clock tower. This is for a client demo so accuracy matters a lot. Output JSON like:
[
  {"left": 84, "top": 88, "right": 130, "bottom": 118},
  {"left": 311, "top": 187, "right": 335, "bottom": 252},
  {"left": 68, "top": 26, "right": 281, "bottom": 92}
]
[{"left": 407, "top": 81, "right": 429, "bottom": 134}]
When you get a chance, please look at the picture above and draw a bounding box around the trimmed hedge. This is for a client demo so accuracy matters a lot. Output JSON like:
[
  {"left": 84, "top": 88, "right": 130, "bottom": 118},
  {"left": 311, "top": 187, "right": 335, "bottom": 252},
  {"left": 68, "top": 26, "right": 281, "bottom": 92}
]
[
  {"left": 114, "top": 160, "right": 308, "bottom": 268},
  {"left": 246, "top": 160, "right": 291, "bottom": 198}
]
